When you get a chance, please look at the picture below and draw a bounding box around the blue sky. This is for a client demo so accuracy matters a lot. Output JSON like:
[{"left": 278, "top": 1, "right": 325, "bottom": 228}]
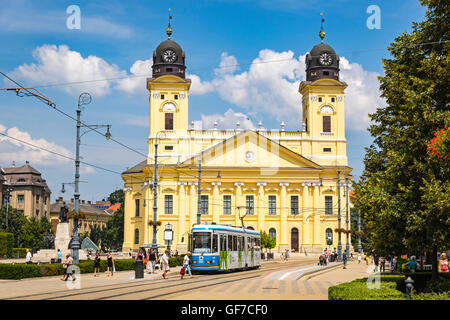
[{"left": 0, "top": 0, "right": 426, "bottom": 202}]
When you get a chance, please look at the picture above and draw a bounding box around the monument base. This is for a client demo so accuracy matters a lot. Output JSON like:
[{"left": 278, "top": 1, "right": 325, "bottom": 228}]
[
  {"left": 300, "top": 244, "right": 323, "bottom": 255},
  {"left": 176, "top": 243, "right": 188, "bottom": 255}
]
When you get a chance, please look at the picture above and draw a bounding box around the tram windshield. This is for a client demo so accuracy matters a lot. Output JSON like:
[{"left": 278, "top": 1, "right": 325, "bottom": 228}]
[{"left": 192, "top": 232, "right": 211, "bottom": 254}]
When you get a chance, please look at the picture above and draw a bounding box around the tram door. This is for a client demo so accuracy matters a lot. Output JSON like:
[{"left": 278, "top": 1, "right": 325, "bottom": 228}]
[{"left": 219, "top": 233, "right": 228, "bottom": 270}]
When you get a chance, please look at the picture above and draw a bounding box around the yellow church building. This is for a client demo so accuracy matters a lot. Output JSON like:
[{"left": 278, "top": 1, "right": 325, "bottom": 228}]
[{"left": 122, "top": 22, "right": 352, "bottom": 254}]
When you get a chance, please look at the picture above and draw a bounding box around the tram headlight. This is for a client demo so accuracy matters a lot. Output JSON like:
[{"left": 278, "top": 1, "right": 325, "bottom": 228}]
[
  {"left": 206, "top": 260, "right": 212, "bottom": 264},
  {"left": 193, "top": 261, "right": 197, "bottom": 264}
]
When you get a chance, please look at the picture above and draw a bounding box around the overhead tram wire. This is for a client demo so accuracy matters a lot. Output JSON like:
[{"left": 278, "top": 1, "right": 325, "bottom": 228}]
[
  {"left": 0, "top": 71, "right": 148, "bottom": 159},
  {"left": 14, "top": 40, "right": 449, "bottom": 91},
  {"left": 0, "top": 132, "right": 122, "bottom": 175}
]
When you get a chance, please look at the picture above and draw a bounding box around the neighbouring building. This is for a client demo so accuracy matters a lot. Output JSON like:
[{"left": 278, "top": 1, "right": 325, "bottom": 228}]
[
  {"left": 1, "top": 161, "right": 51, "bottom": 218},
  {"left": 0, "top": 168, "right": 5, "bottom": 204},
  {"left": 50, "top": 197, "right": 112, "bottom": 235},
  {"left": 122, "top": 20, "right": 353, "bottom": 253}
]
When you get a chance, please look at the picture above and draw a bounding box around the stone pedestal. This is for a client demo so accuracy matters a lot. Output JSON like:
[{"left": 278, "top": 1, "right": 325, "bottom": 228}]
[
  {"left": 300, "top": 244, "right": 323, "bottom": 255},
  {"left": 176, "top": 243, "right": 188, "bottom": 255},
  {"left": 55, "top": 222, "right": 71, "bottom": 252}
]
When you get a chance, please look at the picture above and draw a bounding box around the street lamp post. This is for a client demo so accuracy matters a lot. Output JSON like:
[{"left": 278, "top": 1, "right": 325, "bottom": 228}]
[
  {"left": 3, "top": 184, "right": 12, "bottom": 229},
  {"left": 72, "top": 93, "right": 111, "bottom": 263},
  {"left": 151, "top": 131, "right": 166, "bottom": 251},
  {"left": 357, "top": 210, "right": 362, "bottom": 253},
  {"left": 345, "top": 177, "right": 350, "bottom": 255},
  {"left": 197, "top": 158, "right": 202, "bottom": 225},
  {"left": 337, "top": 169, "right": 342, "bottom": 261}
]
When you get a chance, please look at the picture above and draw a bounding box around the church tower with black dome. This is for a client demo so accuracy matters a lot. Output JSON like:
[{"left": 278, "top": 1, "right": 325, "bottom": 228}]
[
  {"left": 299, "top": 14, "right": 348, "bottom": 167},
  {"left": 147, "top": 9, "right": 191, "bottom": 153}
]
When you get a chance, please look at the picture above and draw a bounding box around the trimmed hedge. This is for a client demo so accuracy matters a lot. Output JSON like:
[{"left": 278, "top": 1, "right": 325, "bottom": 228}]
[
  {"left": 0, "top": 258, "right": 137, "bottom": 280},
  {"left": 0, "top": 232, "right": 14, "bottom": 258},
  {"left": 328, "top": 275, "right": 407, "bottom": 300},
  {"left": 169, "top": 256, "right": 184, "bottom": 268},
  {"left": 411, "top": 292, "right": 450, "bottom": 300}
]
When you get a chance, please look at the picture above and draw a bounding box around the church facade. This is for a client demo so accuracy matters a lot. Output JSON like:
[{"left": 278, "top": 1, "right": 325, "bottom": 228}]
[{"left": 122, "top": 23, "right": 352, "bottom": 254}]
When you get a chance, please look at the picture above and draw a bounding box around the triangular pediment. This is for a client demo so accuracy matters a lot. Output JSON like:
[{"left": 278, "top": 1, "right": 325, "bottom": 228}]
[{"left": 179, "top": 130, "right": 322, "bottom": 170}]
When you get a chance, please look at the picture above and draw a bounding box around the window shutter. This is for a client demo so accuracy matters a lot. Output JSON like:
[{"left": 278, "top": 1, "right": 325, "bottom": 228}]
[{"left": 323, "top": 116, "right": 331, "bottom": 132}]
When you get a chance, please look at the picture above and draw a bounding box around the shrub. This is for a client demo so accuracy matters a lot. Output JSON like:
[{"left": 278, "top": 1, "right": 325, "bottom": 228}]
[
  {"left": 0, "top": 232, "right": 14, "bottom": 258},
  {"left": 12, "top": 248, "right": 30, "bottom": 259},
  {"left": 411, "top": 292, "right": 450, "bottom": 300},
  {"left": 328, "top": 276, "right": 407, "bottom": 300},
  {"left": 0, "top": 258, "right": 137, "bottom": 279}
]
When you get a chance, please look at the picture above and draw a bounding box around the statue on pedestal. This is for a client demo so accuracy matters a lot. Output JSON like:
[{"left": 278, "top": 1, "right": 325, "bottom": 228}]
[{"left": 59, "top": 202, "right": 69, "bottom": 223}]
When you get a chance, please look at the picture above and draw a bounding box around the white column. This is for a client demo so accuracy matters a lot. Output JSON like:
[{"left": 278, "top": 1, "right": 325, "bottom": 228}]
[
  {"left": 234, "top": 182, "right": 244, "bottom": 226},
  {"left": 313, "top": 182, "right": 321, "bottom": 246},
  {"left": 301, "top": 182, "right": 312, "bottom": 246},
  {"left": 211, "top": 181, "right": 221, "bottom": 223},
  {"left": 280, "top": 182, "right": 289, "bottom": 247},
  {"left": 257, "top": 182, "right": 266, "bottom": 232},
  {"left": 177, "top": 181, "right": 187, "bottom": 241},
  {"left": 189, "top": 182, "right": 197, "bottom": 229}
]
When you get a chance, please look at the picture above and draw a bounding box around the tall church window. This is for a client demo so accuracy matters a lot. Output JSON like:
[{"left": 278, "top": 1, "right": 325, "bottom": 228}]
[
  {"left": 323, "top": 116, "right": 331, "bottom": 132},
  {"left": 269, "top": 228, "right": 276, "bottom": 239},
  {"left": 326, "top": 228, "right": 333, "bottom": 245},
  {"left": 325, "top": 196, "right": 333, "bottom": 215},
  {"left": 246, "top": 195, "right": 254, "bottom": 215},
  {"left": 164, "top": 195, "right": 173, "bottom": 214},
  {"left": 268, "top": 196, "right": 276, "bottom": 215},
  {"left": 223, "top": 195, "right": 231, "bottom": 214},
  {"left": 134, "top": 229, "right": 140, "bottom": 244},
  {"left": 200, "top": 195, "right": 208, "bottom": 214},
  {"left": 165, "top": 113, "right": 174, "bottom": 130},
  {"left": 291, "top": 196, "right": 299, "bottom": 215},
  {"left": 135, "top": 199, "right": 140, "bottom": 217}
]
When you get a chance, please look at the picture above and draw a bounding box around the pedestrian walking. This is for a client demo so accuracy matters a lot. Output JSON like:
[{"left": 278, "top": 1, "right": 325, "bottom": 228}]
[
  {"left": 285, "top": 249, "right": 290, "bottom": 261},
  {"left": 162, "top": 249, "right": 170, "bottom": 279},
  {"left": 137, "top": 248, "right": 144, "bottom": 261},
  {"left": 106, "top": 252, "right": 114, "bottom": 277},
  {"left": 365, "top": 255, "right": 369, "bottom": 265},
  {"left": 25, "top": 249, "right": 32, "bottom": 264},
  {"left": 61, "top": 254, "right": 76, "bottom": 281},
  {"left": 94, "top": 251, "right": 101, "bottom": 277},
  {"left": 439, "top": 253, "right": 449, "bottom": 272},
  {"left": 358, "top": 253, "right": 362, "bottom": 264},
  {"left": 181, "top": 252, "right": 193, "bottom": 279},
  {"left": 148, "top": 248, "right": 157, "bottom": 273},
  {"left": 343, "top": 250, "right": 348, "bottom": 269},
  {"left": 57, "top": 249, "right": 62, "bottom": 263},
  {"left": 128, "top": 248, "right": 132, "bottom": 257},
  {"left": 380, "top": 256, "right": 386, "bottom": 272},
  {"left": 408, "top": 256, "right": 418, "bottom": 273},
  {"left": 392, "top": 256, "right": 398, "bottom": 272},
  {"left": 374, "top": 255, "right": 379, "bottom": 272}
]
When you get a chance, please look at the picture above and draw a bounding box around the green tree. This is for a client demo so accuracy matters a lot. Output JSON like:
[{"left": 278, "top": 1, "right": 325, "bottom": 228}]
[
  {"left": 107, "top": 189, "right": 124, "bottom": 204},
  {"left": 20, "top": 216, "right": 53, "bottom": 249},
  {"left": 260, "top": 231, "right": 276, "bottom": 252},
  {"left": 0, "top": 206, "right": 28, "bottom": 247},
  {"left": 353, "top": 0, "right": 450, "bottom": 281}
]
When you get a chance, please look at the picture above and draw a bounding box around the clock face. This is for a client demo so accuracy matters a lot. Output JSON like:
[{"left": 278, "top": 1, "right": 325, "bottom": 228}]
[
  {"left": 162, "top": 49, "right": 177, "bottom": 63},
  {"left": 319, "top": 52, "right": 333, "bottom": 66},
  {"left": 245, "top": 151, "right": 255, "bottom": 162}
]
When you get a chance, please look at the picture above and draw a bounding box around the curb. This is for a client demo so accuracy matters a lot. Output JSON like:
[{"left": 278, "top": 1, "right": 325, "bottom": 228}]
[{"left": 296, "top": 263, "right": 343, "bottom": 280}]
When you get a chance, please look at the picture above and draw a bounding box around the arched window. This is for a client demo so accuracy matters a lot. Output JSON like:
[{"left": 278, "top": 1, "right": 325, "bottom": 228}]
[
  {"left": 269, "top": 228, "right": 276, "bottom": 239},
  {"left": 134, "top": 229, "right": 140, "bottom": 245},
  {"left": 247, "top": 226, "right": 254, "bottom": 230},
  {"left": 325, "top": 228, "right": 333, "bottom": 245}
]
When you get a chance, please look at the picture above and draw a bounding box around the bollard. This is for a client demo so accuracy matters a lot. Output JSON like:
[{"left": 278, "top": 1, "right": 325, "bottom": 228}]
[
  {"left": 135, "top": 260, "right": 144, "bottom": 279},
  {"left": 405, "top": 276, "right": 414, "bottom": 295}
]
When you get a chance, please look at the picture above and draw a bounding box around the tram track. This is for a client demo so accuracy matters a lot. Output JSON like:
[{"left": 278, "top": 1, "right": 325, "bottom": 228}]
[{"left": 5, "top": 259, "right": 316, "bottom": 300}]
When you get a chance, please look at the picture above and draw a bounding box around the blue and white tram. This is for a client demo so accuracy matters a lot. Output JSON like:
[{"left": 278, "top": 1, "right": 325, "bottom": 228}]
[{"left": 189, "top": 224, "right": 261, "bottom": 272}]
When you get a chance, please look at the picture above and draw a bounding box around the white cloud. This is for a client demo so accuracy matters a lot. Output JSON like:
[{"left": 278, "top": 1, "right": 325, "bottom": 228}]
[
  {"left": 11, "top": 45, "right": 126, "bottom": 97},
  {"left": 211, "top": 49, "right": 304, "bottom": 128},
  {"left": 0, "top": 124, "right": 72, "bottom": 166},
  {"left": 115, "top": 58, "right": 153, "bottom": 95},
  {"left": 187, "top": 74, "right": 214, "bottom": 95},
  {"left": 207, "top": 49, "right": 383, "bottom": 131},
  {"left": 196, "top": 108, "right": 256, "bottom": 130},
  {"left": 339, "top": 57, "right": 385, "bottom": 130},
  {"left": 81, "top": 166, "right": 96, "bottom": 175},
  {"left": 214, "top": 52, "right": 239, "bottom": 76}
]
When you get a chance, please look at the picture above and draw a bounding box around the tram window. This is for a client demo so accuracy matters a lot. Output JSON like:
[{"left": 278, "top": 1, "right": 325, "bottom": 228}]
[
  {"left": 228, "top": 235, "right": 233, "bottom": 251},
  {"left": 233, "top": 235, "right": 237, "bottom": 251},
  {"left": 247, "top": 237, "right": 251, "bottom": 251},
  {"left": 212, "top": 234, "right": 218, "bottom": 253},
  {"left": 237, "top": 236, "right": 242, "bottom": 251},
  {"left": 192, "top": 232, "right": 211, "bottom": 254}
]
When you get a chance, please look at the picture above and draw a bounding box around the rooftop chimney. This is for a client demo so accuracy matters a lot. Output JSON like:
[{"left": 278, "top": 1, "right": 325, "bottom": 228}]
[
  {"left": 70, "top": 198, "right": 74, "bottom": 203},
  {"left": 58, "top": 197, "right": 63, "bottom": 202},
  {"left": 12, "top": 161, "right": 15, "bottom": 168},
  {"left": 81, "top": 200, "right": 85, "bottom": 204},
  {"left": 87, "top": 201, "right": 92, "bottom": 205}
]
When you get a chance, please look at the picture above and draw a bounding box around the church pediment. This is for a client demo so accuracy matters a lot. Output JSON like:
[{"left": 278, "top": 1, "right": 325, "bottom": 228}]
[{"left": 180, "top": 130, "right": 322, "bottom": 170}]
